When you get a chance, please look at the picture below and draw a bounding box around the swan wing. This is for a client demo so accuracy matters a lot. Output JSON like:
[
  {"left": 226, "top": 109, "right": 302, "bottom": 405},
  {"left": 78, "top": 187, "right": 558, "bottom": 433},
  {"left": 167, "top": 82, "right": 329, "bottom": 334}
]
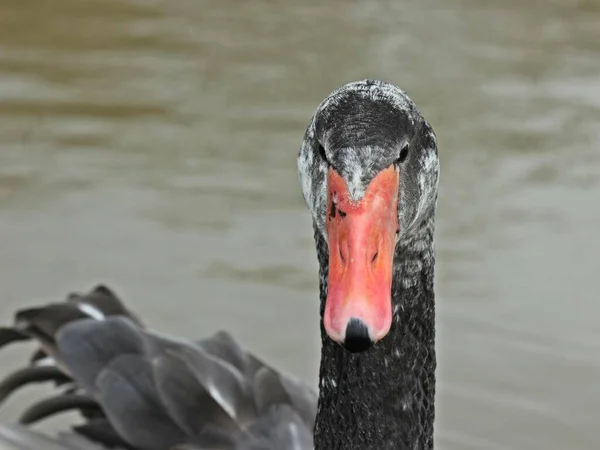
[{"left": 0, "top": 286, "right": 316, "bottom": 450}]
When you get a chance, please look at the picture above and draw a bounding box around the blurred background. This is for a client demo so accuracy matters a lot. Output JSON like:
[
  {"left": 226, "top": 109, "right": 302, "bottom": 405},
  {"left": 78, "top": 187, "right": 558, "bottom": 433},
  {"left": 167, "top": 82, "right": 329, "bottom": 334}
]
[{"left": 0, "top": 0, "right": 599, "bottom": 448}]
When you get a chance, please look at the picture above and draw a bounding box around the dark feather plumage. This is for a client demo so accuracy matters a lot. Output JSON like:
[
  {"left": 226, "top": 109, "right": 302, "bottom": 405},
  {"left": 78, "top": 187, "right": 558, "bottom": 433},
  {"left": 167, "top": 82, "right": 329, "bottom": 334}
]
[
  {"left": 0, "top": 285, "right": 317, "bottom": 450},
  {"left": 0, "top": 366, "right": 70, "bottom": 404},
  {"left": 19, "top": 393, "right": 99, "bottom": 425},
  {"left": 0, "top": 328, "right": 29, "bottom": 349}
]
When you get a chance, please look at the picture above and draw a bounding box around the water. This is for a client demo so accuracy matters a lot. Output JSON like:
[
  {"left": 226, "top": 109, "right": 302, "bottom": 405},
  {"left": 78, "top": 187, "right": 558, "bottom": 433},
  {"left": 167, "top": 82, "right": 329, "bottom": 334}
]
[{"left": 1, "top": 0, "right": 599, "bottom": 448}]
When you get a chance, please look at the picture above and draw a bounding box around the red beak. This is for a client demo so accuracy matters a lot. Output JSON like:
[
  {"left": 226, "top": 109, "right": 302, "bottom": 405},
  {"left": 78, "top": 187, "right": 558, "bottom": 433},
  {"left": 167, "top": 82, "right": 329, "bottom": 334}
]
[{"left": 324, "top": 164, "right": 399, "bottom": 352}]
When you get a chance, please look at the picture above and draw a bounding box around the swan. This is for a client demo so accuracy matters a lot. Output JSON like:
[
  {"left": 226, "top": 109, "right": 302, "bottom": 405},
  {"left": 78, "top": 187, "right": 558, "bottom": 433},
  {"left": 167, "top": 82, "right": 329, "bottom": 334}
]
[{"left": 0, "top": 79, "right": 440, "bottom": 450}]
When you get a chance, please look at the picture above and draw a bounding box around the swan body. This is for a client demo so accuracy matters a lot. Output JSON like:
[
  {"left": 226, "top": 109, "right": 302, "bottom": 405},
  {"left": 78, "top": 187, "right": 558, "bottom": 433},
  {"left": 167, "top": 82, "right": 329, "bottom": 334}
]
[{"left": 0, "top": 79, "right": 440, "bottom": 450}]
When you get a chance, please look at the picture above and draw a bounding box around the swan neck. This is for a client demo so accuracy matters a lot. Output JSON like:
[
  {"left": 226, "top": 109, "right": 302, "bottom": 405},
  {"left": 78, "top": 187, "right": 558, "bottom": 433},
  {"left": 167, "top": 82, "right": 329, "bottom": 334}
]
[{"left": 313, "top": 216, "right": 436, "bottom": 450}]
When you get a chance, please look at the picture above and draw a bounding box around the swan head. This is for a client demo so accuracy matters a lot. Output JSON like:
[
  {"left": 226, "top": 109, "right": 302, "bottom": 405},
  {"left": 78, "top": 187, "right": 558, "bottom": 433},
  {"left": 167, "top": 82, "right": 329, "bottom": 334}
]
[{"left": 298, "top": 79, "right": 439, "bottom": 352}]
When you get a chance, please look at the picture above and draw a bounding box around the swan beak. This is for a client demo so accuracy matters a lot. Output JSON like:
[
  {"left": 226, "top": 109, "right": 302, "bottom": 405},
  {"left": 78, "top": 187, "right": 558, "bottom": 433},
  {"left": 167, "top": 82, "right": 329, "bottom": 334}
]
[{"left": 324, "top": 164, "right": 399, "bottom": 353}]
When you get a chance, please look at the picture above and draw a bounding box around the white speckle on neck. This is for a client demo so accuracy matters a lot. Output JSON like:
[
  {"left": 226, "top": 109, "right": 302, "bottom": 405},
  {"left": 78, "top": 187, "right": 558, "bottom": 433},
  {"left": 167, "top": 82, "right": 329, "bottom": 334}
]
[
  {"left": 401, "top": 396, "right": 410, "bottom": 412},
  {"left": 401, "top": 277, "right": 417, "bottom": 289},
  {"left": 323, "top": 376, "right": 337, "bottom": 389}
]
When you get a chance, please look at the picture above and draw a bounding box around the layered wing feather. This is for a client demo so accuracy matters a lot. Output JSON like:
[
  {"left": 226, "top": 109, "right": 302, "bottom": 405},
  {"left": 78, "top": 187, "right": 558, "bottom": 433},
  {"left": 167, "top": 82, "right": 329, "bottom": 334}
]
[{"left": 0, "top": 285, "right": 317, "bottom": 450}]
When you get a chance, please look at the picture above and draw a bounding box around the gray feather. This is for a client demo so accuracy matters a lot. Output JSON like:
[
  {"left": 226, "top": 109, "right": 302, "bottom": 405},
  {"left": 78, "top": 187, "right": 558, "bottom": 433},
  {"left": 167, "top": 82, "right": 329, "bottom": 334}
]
[
  {"left": 253, "top": 367, "right": 317, "bottom": 431},
  {"left": 95, "top": 354, "right": 186, "bottom": 450},
  {"left": 55, "top": 317, "right": 146, "bottom": 394},
  {"left": 171, "top": 343, "right": 257, "bottom": 425},
  {"left": 276, "top": 373, "right": 318, "bottom": 430},
  {"left": 196, "top": 331, "right": 262, "bottom": 378},
  {"left": 152, "top": 352, "right": 241, "bottom": 437},
  {"left": 72, "top": 418, "right": 134, "bottom": 449},
  {"left": 181, "top": 424, "right": 237, "bottom": 449},
  {"left": 67, "top": 285, "right": 144, "bottom": 327}
]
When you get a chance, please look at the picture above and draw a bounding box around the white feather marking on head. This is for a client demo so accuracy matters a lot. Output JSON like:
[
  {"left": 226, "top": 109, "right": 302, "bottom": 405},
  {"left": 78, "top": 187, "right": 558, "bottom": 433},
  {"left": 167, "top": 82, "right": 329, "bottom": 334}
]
[
  {"left": 317, "top": 80, "right": 415, "bottom": 124},
  {"left": 412, "top": 148, "right": 439, "bottom": 226},
  {"left": 345, "top": 156, "right": 365, "bottom": 201}
]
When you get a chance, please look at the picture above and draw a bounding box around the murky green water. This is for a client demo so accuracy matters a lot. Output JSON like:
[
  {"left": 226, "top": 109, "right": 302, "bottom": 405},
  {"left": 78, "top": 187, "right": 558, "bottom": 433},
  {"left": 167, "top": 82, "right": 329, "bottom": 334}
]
[{"left": 1, "top": 0, "right": 599, "bottom": 448}]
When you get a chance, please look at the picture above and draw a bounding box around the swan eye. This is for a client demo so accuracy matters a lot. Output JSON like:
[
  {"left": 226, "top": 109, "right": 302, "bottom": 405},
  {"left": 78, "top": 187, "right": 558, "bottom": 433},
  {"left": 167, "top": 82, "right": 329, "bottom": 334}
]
[
  {"left": 396, "top": 143, "right": 409, "bottom": 164},
  {"left": 318, "top": 143, "right": 329, "bottom": 165}
]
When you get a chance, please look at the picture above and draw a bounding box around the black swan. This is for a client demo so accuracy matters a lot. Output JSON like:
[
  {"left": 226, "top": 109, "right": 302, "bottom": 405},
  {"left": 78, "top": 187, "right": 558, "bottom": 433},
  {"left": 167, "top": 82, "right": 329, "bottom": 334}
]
[{"left": 0, "top": 79, "right": 440, "bottom": 450}]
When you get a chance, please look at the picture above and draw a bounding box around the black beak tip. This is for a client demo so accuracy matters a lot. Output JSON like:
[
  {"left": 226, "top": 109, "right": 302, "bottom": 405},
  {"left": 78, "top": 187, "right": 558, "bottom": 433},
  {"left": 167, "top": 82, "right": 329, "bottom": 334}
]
[{"left": 341, "top": 318, "right": 374, "bottom": 353}]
